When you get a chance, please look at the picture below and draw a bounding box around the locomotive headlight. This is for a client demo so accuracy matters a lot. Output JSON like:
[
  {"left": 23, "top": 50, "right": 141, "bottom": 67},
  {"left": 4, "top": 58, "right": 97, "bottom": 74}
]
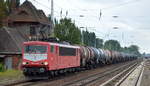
[
  {"left": 22, "top": 62, "right": 26, "bottom": 65},
  {"left": 44, "top": 62, "right": 48, "bottom": 65}
]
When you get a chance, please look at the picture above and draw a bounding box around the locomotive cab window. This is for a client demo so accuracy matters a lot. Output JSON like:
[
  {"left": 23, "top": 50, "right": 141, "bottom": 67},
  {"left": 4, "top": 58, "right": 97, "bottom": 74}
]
[
  {"left": 50, "top": 45, "right": 54, "bottom": 53},
  {"left": 59, "top": 47, "right": 76, "bottom": 56},
  {"left": 25, "top": 45, "right": 47, "bottom": 54}
]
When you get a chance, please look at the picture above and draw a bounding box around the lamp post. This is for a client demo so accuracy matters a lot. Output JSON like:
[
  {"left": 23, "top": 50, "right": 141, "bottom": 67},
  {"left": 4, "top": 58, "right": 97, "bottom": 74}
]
[{"left": 79, "top": 27, "right": 85, "bottom": 44}]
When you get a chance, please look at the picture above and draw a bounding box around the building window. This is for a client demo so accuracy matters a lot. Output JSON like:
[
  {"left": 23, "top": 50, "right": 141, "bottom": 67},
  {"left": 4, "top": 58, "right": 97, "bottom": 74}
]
[
  {"left": 30, "top": 26, "right": 36, "bottom": 35},
  {"left": 59, "top": 47, "right": 76, "bottom": 56}
]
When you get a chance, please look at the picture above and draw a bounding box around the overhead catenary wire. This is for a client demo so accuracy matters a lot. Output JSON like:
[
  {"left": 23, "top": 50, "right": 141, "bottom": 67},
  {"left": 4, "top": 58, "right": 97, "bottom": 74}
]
[
  {"left": 30, "top": 0, "right": 143, "bottom": 20},
  {"left": 52, "top": 0, "right": 141, "bottom": 12},
  {"left": 30, "top": 0, "right": 60, "bottom": 15},
  {"left": 28, "top": 0, "right": 144, "bottom": 38},
  {"left": 32, "top": 0, "right": 51, "bottom": 9}
]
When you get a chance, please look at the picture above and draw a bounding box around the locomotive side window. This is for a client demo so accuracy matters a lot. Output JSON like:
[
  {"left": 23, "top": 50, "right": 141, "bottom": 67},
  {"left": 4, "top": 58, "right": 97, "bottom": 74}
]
[
  {"left": 50, "top": 45, "right": 54, "bottom": 53},
  {"left": 25, "top": 45, "right": 47, "bottom": 53},
  {"left": 59, "top": 47, "right": 76, "bottom": 56}
]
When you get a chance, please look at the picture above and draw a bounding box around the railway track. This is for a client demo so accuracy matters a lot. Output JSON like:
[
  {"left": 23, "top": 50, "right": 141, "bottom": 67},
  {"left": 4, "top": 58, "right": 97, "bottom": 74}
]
[
  {"left": 3, "top": 60, "right": 140, "bottom": 86},
  {"left": 62, "top": 60, "right": 140, "bottom": 86},
  {"left": 100, "top": 59, "right": 143, "bottom": 86}
]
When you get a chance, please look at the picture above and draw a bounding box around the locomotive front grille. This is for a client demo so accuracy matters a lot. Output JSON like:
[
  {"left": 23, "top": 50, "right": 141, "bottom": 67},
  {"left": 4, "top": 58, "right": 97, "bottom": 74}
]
[{"left": 23, "top": 67, "right": 46, "bottom": 73}]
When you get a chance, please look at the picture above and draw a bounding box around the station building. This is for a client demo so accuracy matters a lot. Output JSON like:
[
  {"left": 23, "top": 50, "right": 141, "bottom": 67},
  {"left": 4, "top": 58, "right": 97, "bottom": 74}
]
[{"left": 0, "top": 0, "right": 52, "bottom": 70}]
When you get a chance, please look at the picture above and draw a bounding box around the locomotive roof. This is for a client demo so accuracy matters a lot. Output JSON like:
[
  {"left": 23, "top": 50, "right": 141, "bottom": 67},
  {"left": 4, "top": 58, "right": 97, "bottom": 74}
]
[
  {"left": 23, "top": 41, "right": 80, "bottom": 49},
  {"left": 50, "top": 42, "right": 80, "bottom": 49}
]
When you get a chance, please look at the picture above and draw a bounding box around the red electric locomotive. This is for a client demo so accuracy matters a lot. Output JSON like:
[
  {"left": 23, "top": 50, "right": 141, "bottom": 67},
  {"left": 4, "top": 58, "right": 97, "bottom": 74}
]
[{"left": 22, "top": 41, "right": 80, "bottom": 76}]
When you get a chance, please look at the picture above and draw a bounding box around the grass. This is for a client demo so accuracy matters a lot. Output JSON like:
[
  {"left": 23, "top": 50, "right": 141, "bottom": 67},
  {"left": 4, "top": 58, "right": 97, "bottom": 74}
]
[{"left": 0, "top": 70, "right": 23, "bottom": 79}]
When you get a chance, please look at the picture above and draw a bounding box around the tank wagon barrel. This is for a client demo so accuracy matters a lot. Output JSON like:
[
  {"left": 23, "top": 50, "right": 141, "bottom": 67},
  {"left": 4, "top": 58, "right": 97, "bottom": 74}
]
[{"left": 79, "top": 46, "right": 137, "bottom": 68}]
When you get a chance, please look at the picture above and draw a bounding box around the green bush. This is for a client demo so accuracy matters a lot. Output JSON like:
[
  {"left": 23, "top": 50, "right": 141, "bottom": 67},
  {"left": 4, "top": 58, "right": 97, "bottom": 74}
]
[
  {"left": 0, "top": 63, "right": 4, "bottom": 72},
  {"left": 0, "top": 70, "right": 22, "bottom": 78}
]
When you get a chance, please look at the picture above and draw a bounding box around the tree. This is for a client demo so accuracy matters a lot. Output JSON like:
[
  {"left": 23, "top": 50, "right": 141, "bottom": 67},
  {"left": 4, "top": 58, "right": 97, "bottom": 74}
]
[
  {"left": 16, "top": 0, "right": 20, "bottom": 7},
  {"left": 54, "top": 18, "right": 82, "bottom": 44},
  {"left": 0, "top": 63, "right": 4, "bottom": 72},
  {"left": 0, "top": 0, "right": 9, "bottom": 27},
  {"left": 122, "top": 45, "right": 141, "bottom": 56},
  {"left": 82, "top": 30, "right": 88, "bottom": 45},
  {"left": 0, "top": 0, "right": 20, "bottom": 27},
  {"left": 122, "top": 47, "right": 130, "bottom": 53},
  {"left": 90, "top": 32, "right": 96, "bottom": 47},
  {"left": 96, "top": 38, "right": 103, "bottom": 48},
  {"left": 7, "top": 0, "right": 20, "bottom": 12},
  {"left": 104, "top": 40, "right": 121, "bottom": 51},
  {"left": 82, "top": 30, "right": 97, "bottom": 47},
  {"left": 128, "top": 45, "right": 140, "bottom": 55}
]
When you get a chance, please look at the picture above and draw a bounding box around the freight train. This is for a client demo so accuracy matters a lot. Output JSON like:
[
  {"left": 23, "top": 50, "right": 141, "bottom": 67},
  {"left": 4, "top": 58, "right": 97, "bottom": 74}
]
[{"left": 22, "top": 41, "right": 137, "bottom": 77}]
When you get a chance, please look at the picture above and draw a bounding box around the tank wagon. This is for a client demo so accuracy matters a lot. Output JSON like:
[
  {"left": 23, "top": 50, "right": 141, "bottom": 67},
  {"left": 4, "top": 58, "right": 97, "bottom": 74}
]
[{"left": 22, "top": 41, "right": 137, "bottom": 77}]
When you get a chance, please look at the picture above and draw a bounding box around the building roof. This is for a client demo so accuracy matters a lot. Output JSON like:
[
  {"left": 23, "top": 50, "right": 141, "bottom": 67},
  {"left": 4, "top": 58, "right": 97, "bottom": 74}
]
[
  {"left": 0, "top": 27, "right": 28, "bottom": 53},
  {"left": 8, "top": 0, "right": 51, "bottom": 25}
]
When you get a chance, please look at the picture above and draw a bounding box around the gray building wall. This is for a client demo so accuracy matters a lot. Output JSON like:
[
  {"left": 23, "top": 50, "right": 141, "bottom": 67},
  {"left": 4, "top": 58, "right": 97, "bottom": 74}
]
[{"left": 4, "top": 57, "right": 12, "bottom": 69}]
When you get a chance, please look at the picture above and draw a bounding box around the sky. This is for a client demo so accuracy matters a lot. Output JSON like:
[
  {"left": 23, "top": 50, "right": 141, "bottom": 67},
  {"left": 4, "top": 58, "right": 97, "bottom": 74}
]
[{"left": 20, "top": 0, "right": 150, "bottom": 53}]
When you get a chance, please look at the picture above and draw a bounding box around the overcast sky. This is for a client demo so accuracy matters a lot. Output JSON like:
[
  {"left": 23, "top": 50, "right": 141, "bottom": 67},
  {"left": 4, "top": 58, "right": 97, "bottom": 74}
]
[{"left": 21, "top": 0, "right": 150, "bottom": 53}]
